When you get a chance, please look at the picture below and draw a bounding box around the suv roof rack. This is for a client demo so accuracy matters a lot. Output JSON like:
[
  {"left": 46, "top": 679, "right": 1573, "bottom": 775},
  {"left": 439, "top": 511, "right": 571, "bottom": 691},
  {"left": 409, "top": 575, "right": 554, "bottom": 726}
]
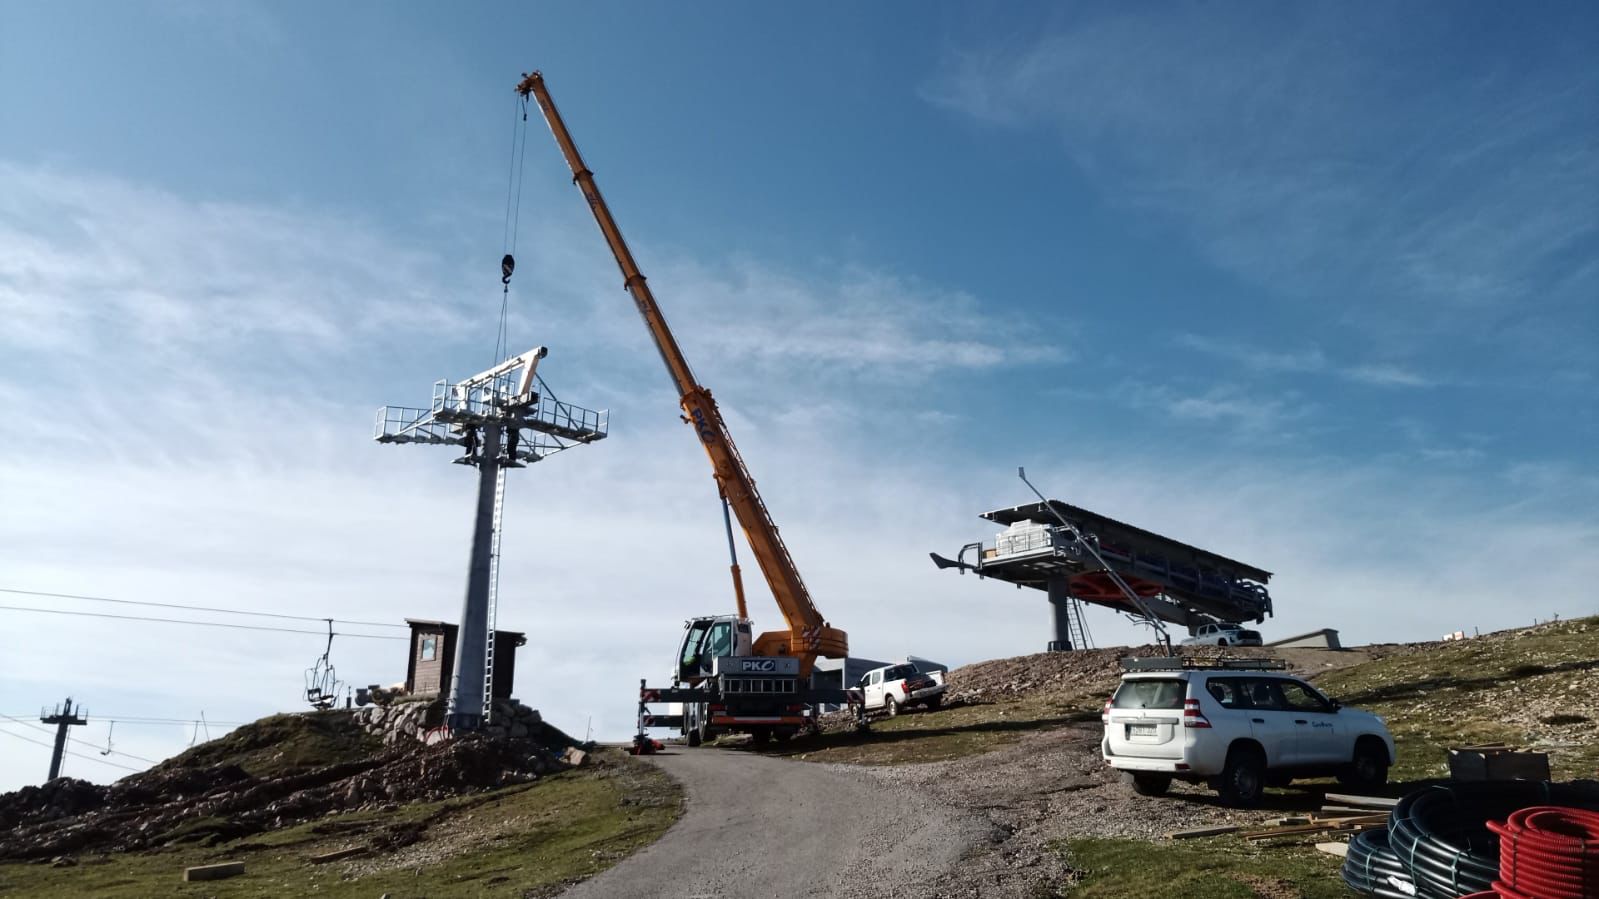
[{"left": 1119, "top": 656, "right": 1288, "bottom": 672}]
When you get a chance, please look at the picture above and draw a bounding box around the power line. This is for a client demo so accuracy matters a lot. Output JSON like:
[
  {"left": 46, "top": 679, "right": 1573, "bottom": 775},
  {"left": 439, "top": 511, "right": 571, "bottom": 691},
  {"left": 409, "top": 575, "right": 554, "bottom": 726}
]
[
  {"left": 0, "top": 605, "right": 406, "bottom": 639},
  {"left": 0, "top": 587, "right": 407, "bottom": 629},
  {"left": 0, "top": 724, "right": 141, "bottom": 773}
]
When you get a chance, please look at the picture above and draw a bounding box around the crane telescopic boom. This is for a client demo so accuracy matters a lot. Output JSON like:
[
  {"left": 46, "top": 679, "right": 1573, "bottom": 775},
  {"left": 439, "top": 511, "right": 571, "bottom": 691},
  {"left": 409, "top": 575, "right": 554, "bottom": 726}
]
[{"left": 519, "top": 71, "right": 847, "bottom": 673}]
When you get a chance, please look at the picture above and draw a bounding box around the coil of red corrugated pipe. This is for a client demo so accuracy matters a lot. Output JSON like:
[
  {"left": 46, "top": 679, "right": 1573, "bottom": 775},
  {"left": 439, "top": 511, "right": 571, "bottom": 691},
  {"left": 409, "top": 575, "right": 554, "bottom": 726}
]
[{"left": 1486, "top": 805, "right": 1599, "bottom": 899}]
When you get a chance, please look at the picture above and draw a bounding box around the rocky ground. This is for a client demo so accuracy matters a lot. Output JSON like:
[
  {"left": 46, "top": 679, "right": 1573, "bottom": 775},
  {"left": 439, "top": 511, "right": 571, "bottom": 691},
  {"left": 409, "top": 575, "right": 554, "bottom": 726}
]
[
  {"left": 799, "top": 639, "right": 1416, "bottom": 895},
  {"left": 0, "top": 699, "right": 585, "bottom": 862},
  {"left": 942, "top": 640, "right": 1398, "bottom": 707},
  {"left": 852, "top": 723, "right": 1282, "bottom": 896}
]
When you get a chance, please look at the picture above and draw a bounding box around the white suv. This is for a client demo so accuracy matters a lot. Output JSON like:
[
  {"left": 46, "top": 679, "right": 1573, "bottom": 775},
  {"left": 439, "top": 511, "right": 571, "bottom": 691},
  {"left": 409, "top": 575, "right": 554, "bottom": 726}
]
[{"left": 1101, "top": 661, "right": 1394, "bottom": 806}]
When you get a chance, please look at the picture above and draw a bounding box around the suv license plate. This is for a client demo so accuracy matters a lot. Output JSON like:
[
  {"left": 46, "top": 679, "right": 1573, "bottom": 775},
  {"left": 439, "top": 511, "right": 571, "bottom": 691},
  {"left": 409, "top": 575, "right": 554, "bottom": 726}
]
[{"left": 1128, "top": 724, "right": 1157, "bottom": 737}]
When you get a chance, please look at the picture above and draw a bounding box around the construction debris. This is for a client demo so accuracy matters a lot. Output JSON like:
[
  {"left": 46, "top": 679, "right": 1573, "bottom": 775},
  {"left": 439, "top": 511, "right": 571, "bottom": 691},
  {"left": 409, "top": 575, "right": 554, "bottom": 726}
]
[
  {"left": 307, "top": 846, "right": 368, "bottom": 864},
  {"left": 1447, "top": 743, "right": 1551, "bottom": 781},
  {"left": 1314, "top": 842, "right": 1349, "bottom": 858},
  {"left": 354, "top": 697, "right": 562, "bottom": 747},
  {"left": 1242, "top": 813, "right": 1388, "bottom": 841},
  {"left": 1165, "top": 824, "right": 1241, "bottom": 840},
  {"left": 1321, "top": 793, "right": 1399, "bottom": 809},
  {"left": 183, "top": 862, "right": 244, "bottom": 882}
]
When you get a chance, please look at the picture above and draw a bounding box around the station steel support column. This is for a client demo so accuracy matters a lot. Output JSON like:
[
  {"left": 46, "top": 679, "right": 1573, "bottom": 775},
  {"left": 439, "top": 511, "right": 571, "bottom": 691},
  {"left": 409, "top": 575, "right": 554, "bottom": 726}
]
[
  {"left": 1046, "top": 575, "right": 1073, "bottom": 652},
  {"left": 446, "top": 424, "right": 502, "bottom": 731}
]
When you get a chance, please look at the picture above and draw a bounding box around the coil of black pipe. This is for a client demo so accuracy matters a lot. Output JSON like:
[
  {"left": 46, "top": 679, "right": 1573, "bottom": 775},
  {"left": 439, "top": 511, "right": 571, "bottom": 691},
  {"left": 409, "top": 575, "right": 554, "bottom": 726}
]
[
  {"left": 1384, "top": 780, "right": 1599, "bottom": 899},
  {"left": 1341, "top": 827, "right": 1417, "bottom": 899}
]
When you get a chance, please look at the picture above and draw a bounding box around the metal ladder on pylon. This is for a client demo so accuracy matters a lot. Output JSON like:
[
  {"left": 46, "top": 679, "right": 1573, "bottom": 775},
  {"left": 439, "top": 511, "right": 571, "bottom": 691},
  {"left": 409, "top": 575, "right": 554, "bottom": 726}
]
[
  {"left": 1066, "top": 595, "right": 1094, "bottom": 650},
  {"left": 482, "top": 467, "right": 507, "bottom": 724}
]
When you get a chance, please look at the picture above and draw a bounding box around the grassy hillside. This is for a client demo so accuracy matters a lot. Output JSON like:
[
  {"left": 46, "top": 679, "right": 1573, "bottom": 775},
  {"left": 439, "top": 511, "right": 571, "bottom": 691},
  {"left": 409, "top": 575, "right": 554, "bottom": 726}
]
[
  {"left": 1314, "top": 616, "right": 1599, "bottom": 781},
  {"left": 0, "top": 751, "right": 680, "bottom": 898},
  {"left": 758, "top": 618, "right": 1598, "bottom": 775},
  {"left": 1061, "top": 838, "right": 1345, "bottom": 899},
  {"left": 150, "top": 711, "right": 380, "bottom": 779}
]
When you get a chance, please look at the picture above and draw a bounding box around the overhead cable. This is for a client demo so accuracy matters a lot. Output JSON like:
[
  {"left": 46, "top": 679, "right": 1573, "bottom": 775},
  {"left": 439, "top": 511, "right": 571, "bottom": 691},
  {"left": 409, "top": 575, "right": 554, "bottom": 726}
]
[
  {"left": 0, "top": 587, "right": 407, "bottom": 629},
  {"left": 0, "top": 604, "right": 405, "bottom": 639},
  {"left": 0, "top": 725, "right": 142, "bottom": 773},
  {"left": 2, "top": 713, "right": 251, "bottom": 727},
  {"left": 1, "top": 714, "right": 174, "bottom": 764},
  {"left": 67, "top": 735, "right": 158, "bottom": 765}
]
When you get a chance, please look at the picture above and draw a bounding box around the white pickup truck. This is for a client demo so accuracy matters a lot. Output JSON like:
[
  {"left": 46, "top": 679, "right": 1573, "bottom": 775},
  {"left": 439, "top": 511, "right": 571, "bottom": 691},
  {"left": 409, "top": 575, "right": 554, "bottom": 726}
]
[
  {"left": 1181, "top": 622, "right": 1263, "bottom": 647},
  {"left": 858, "top": 661, "right": 946, "bottom": 716}
]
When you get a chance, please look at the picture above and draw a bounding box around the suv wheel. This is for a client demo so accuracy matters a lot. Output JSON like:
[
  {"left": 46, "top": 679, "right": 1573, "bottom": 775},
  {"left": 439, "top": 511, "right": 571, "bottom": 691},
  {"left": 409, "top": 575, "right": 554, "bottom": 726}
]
[
  {"left": 885, "top": 695, "right": 900, "bottom": 717},
  {"left": 1216, "top": 746, "right": 1266, "bottom": 807},
  {"left": 1339, "top": 740, "right": 1389, "bottom": 788},
  {"left": 1122, "top": 771, "right": 1172, "bottom": 796},
  {"left": 1216, "top": 638, "right": 1229, "bottom": 647}
]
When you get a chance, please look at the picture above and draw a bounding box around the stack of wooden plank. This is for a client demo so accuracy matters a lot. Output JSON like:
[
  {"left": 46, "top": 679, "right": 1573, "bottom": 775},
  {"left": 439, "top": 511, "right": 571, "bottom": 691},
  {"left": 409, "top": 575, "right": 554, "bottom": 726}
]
[
  {"left": 1164, "top": 792, "right": 1399, "bottom": 845},
  {"left": 1243, "top": 793, "right": 1396, "bottom": 846}
]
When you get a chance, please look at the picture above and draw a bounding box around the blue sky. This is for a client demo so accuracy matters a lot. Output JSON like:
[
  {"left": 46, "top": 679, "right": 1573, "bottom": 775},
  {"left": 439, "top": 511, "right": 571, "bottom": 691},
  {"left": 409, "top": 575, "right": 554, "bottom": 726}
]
[{"left": 1, "top": 2, "right": 1594, "bottom": 789}]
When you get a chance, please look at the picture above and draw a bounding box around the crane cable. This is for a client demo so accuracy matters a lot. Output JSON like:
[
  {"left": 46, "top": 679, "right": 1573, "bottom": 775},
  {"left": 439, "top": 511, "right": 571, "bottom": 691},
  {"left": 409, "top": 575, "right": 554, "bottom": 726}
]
[{"left": 496, "top": 90, "right": 531, "bottom": 365}]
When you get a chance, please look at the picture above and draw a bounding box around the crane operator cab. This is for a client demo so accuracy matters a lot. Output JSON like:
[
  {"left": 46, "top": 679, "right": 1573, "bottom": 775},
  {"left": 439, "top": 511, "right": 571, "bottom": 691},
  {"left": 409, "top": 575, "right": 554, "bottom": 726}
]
[{"left": 677, "top": 615, "right": 753, "bottom": 684}]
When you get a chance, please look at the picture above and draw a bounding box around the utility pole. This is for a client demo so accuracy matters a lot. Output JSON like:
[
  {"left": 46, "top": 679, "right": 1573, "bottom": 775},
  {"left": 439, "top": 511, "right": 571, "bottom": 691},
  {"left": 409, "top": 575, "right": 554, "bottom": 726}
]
[{"left": 40, "top": 697, "right": 87, "bottom": 781}]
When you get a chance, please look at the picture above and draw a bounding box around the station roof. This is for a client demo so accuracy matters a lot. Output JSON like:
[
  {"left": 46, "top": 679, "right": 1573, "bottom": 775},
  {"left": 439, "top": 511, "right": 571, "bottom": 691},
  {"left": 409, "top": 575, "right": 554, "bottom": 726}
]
[
  {"left": 982, "top": 500, "right": 1272, "bottom": 583},
  {"left": 404, "top": 618, "right": 527, "bottom": 644}
]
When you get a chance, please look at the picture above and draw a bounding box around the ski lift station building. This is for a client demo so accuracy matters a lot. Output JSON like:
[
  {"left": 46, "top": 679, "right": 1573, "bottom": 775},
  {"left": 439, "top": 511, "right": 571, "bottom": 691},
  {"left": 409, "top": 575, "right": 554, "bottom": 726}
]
[{"left": 405, "top": 619, "right": 527, "bottom": 700}]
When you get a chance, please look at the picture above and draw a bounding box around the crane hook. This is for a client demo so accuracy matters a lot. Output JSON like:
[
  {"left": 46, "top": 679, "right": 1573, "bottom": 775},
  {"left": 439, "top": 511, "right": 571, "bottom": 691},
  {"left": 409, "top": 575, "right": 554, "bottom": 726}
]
[{"left": 501, "top": 253, "right": 516, "bottom": 285}]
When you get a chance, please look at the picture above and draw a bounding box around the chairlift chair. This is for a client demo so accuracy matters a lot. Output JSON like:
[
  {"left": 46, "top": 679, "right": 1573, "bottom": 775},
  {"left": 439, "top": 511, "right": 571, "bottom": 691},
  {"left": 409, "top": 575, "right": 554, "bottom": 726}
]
[{"left": 304, "top": 619, "right": 342, "bottom": 710}]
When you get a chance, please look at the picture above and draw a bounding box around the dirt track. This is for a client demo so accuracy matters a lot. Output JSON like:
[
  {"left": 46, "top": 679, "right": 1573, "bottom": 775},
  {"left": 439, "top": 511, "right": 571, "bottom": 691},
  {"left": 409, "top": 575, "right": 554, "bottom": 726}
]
[{"left": 556, "top": 747, "right": 988, "bottom": 899}]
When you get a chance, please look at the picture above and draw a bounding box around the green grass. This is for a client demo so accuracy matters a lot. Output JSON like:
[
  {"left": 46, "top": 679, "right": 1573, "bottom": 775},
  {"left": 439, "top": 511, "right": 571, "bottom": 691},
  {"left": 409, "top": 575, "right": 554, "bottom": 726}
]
[
  {"left": 754, "top": 696, "right": 1101, "bottom": 765},
  {"left": 1314, "top": 616, "right": 1599, "bottom": 782},
  {"left": 1057, "top": 837, "right": 1346, "bottom": 898},
  {"left": 757, "top": 617, "right": 1599, "bottom": 779},
  {"left": 151, "top": 711, "right": 382, "bottom": 779},
  {"left": 0, "top": 751, "right": 681, "bottom": 899}
]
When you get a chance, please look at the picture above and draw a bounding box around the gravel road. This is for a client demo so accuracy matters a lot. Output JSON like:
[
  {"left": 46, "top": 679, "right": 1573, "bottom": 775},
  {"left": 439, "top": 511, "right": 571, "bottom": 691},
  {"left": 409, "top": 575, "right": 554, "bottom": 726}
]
[{"left": 556, "top": 748, "right": 989, "bottom": 899}]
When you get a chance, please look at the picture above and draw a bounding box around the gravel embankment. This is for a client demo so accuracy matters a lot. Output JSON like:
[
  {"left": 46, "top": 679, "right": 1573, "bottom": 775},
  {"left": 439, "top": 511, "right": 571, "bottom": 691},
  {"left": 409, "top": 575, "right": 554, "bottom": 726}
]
[{"left": 851, "top": 722, "right": 1281, "bottom": 896}]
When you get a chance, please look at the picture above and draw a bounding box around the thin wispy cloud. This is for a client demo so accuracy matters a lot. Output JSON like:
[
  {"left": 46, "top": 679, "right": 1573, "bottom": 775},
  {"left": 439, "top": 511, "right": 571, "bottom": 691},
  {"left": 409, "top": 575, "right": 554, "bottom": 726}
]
[
  {"left": 1175, "top": 334, "right": 1436, "bottom": 388},
  {"left": 923, "top": 7, "right": 1599, "bottom": 354},
  {"left": 0, "top": 163, "right": 474, "bottom": 365},
  {"left": 513, "top": 218, "right": 1059, "bottom": 390},
  {"left": 1126, "top": 381, "right": 1307, "bottom": 436}
]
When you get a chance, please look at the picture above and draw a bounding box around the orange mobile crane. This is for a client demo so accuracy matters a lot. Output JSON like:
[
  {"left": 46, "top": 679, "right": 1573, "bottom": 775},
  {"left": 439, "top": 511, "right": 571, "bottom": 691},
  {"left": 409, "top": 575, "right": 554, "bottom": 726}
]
[{"left": 518, "top": 71, "right": 857, "bottom": 745}]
